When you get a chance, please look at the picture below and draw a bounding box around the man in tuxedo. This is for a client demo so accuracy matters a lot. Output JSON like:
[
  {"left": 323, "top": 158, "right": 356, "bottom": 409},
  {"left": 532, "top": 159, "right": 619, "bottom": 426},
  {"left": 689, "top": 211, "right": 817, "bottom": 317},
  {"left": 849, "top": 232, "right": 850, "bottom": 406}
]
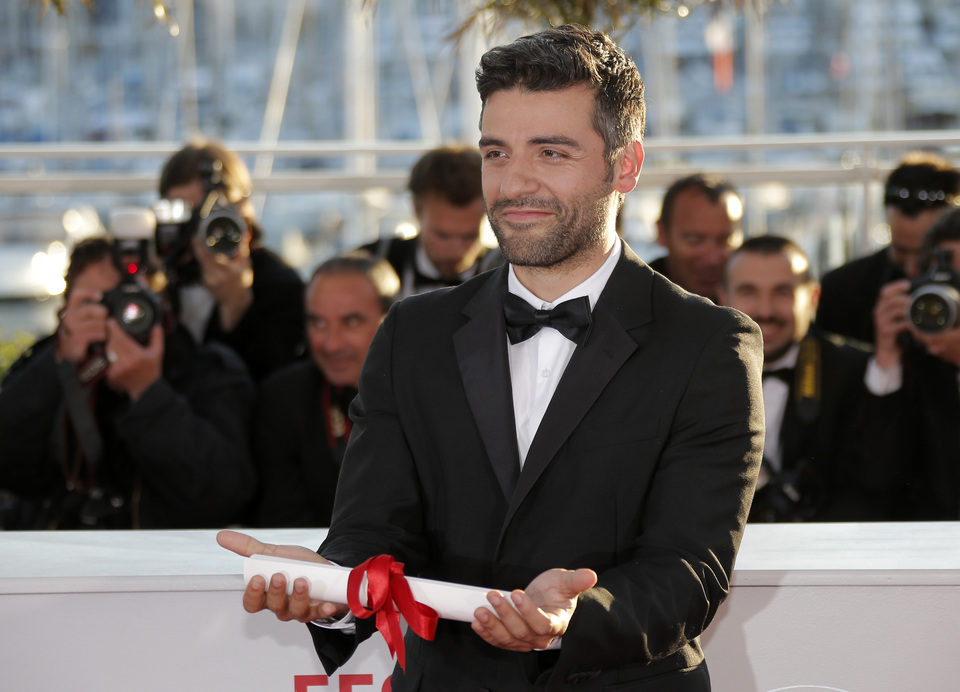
[
  {"left": 719, "top": 236, "right": 882, "bottom": 521},
  {"left": 252, "top": 253, "right": 400, "bottom": 527},
  {"left": 817, "top": 150, "right": 960, "bottom": 345},
  {"left": 220, "top": 24, "right": 763, "bottom": 691},
  {"left": 648, "top": 173, "right": 743, "bottom": 302},
  {"left": 360, "top": 146, "right": 503, "bottom": 297}
]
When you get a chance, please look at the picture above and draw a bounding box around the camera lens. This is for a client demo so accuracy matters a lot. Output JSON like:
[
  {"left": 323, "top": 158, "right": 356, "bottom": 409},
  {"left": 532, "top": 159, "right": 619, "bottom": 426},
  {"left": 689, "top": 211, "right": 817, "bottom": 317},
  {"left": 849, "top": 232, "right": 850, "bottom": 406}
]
[
  {"left": 102, "top": 283, "right": 161, "bottom": 344},
  {"left": 909, "top": 284, "right": 960, "bottom": 333},
  {"left": 202, "top": 213, "right": 243, "bottom": 256}
]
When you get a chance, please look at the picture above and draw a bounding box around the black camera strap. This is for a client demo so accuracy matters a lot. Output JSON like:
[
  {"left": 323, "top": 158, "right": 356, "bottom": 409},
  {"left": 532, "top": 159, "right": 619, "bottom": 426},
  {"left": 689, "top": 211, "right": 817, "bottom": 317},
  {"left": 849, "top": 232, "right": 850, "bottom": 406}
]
[{"left": 56, "top": 359, "right": 104, "bottom": 473}]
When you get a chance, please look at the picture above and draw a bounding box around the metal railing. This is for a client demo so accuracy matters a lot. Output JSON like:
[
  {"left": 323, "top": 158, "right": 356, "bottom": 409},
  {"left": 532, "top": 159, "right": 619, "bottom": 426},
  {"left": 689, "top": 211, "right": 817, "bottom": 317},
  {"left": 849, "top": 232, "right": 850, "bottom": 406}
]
[{"left": 2, "top": 130, "right": 960, "bottom": 252}]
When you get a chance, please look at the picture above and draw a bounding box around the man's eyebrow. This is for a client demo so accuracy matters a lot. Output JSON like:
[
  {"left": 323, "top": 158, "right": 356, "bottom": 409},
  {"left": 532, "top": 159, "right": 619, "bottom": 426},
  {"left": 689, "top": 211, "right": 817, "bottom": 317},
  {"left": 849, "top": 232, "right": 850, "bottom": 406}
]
[
  {"left": 530, "top": 135, "right": 581, "bottom": 149},
  {"left": 478, "top": 135, "right": 583, "bottom": 149}
]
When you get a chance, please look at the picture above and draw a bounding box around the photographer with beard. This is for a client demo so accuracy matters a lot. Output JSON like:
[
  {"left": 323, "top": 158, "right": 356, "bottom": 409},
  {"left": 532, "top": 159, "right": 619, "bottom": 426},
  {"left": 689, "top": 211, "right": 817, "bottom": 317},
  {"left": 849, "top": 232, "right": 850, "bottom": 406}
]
[
  {"left": 719, "top": 236, "right": 890, "bottom": 521},
  {"left": 157, "top": 137, "right": 305, "bottom": 381},
  {"left": 0, "top": 233, "right": 256, "bottom": 529}
]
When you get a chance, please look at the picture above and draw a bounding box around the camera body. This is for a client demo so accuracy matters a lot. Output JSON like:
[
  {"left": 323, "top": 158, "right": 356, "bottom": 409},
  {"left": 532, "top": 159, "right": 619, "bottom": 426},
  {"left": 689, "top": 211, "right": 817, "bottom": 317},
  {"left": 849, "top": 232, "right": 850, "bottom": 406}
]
[
  {"left": 101, "top": 279, "right": 162, "bottom": 345},
  {"left": 908, "top": 248, "right": 960, "bottom": 333},
  {"left": 153, "top": 192, "right": 246, "bottom": 282}
]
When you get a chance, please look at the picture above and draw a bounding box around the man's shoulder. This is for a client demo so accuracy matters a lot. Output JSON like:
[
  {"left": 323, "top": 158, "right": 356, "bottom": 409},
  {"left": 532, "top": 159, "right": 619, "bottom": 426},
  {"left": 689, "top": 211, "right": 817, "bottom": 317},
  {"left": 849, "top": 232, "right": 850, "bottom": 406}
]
[
  {"left": 259, "top": 358, "right": 320, "bottom": 394},
  {"left": 250, "top": 246, "right": 305, "bottom": 288},
  {"left": 821, "top": 248, "right": 889, "bottom": 287},
  {"left": 646, "top": 254, "right": 669, "bottom": 276},
  {"left": 801, "top": 329, "right": 871, "bottom": 392},
  {"left": 357, "top": 235, "right": 418, "bottom": 266}
]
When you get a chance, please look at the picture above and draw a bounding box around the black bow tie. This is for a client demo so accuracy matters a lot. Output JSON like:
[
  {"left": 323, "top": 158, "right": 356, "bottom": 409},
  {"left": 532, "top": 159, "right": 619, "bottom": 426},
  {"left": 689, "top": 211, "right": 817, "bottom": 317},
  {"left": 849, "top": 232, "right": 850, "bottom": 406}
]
[
  {"left": 503, "top": 293, "right": 592, "bottom": 346},
  {"left": 762, "top": 367, "right": 794, "bottom": 385}
]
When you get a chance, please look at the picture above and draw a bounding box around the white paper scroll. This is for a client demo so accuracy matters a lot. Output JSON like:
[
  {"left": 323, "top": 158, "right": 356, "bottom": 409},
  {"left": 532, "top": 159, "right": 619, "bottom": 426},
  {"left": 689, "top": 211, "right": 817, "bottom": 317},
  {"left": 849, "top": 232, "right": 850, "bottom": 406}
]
[{"left": 243, "top": 554, "right": 511, "bottom": 623}]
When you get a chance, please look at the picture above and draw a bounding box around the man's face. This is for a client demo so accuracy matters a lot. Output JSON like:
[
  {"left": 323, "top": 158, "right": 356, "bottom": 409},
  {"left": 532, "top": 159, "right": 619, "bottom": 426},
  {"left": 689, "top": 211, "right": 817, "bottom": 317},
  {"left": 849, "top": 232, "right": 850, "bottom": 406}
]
[
  {"left": 305, "top": 272, "right": 384, "bottom": 388},
  {"left": 657, "top": 187, "right": 741, "bottom": 299},
  {"left": 416, "top": 193, "right": 486, "bottom": 279},
  {"left": 719, "top": 251, "right": 819, "bottom": 362},
  {"left": 888, "top": 206, "right": 945, "bottom": 278},
  {"left": 479, "top": 85, "right": 637, "bottom": 268},
  {"left": 73, "top": 256, "right": 122, "bottom": 295}
]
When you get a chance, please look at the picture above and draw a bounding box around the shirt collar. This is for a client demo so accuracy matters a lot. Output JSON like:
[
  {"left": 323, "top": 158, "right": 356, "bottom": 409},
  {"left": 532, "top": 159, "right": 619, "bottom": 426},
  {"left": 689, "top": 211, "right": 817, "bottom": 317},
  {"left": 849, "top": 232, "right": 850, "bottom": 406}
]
[{"left": 507, "top": 236, "right": 622, "bottom": 311}]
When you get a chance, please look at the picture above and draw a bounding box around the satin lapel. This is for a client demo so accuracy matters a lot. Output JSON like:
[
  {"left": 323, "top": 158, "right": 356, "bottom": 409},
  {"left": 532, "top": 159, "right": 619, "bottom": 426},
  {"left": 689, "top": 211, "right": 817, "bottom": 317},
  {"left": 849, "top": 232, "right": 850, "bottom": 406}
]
[
  {"left": 453, "top": 267, "right": 521, "bottom": 498},
  {"left": 503, "top": 246, "right": 654, "bottom": 526}
]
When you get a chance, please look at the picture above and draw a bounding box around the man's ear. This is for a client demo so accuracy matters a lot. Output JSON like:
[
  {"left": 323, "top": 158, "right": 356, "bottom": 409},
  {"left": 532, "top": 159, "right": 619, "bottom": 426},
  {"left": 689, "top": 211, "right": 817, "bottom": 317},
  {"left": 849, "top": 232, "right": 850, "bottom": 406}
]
[
  {"left": 809, "top": 282, "right": 822, "bottom": 312},
  {"left": 656, "top": 221, "right": 669, "bottom": 249},
  {"left": 612, "top": 141, "right": 644, "bottom": 195}
]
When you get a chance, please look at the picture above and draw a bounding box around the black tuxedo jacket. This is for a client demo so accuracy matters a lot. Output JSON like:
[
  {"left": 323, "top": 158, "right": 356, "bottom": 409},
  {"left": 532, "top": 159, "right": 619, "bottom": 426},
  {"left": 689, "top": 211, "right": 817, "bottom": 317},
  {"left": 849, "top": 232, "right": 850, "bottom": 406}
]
[
  {"left": 253, "top": 360, "right": 344, "bottom": 527},
  {"left": 753, "top": 331, "right": 885, "bottom": 522},
  {"left": 313, "top": 244, "right": 764, "bottom": 691}
]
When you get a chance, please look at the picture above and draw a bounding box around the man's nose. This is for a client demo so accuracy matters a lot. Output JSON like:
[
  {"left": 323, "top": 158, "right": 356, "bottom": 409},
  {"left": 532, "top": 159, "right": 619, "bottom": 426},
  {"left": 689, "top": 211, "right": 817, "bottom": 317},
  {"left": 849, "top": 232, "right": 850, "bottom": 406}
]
[{"left": 499, "top": 159, "right": 539, "bottom": 198}]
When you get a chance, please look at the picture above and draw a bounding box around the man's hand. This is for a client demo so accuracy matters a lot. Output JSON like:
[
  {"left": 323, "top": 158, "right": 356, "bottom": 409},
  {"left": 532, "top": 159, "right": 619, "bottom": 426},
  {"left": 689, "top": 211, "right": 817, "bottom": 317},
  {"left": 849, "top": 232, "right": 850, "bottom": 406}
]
[
  {"left": 873, "top": 279, "right": 911, "bottom": 369},
  {"left": 216, "top": 530, "right": 349, "bottom": 623},
  {"left": 912, "top": 324, "right": 960, "bottom": 367},
  {"left": 471, "top": 567, "right": 597, "bottom": 651},
  {"left": 103, "top": 321, "right": 163, "bottom": 401},
  {"left": 56, "top": 288, "right": 109, "bottom": 363},
  {"left": 191, "top": 236, "right": 254, "bottom": 332}
]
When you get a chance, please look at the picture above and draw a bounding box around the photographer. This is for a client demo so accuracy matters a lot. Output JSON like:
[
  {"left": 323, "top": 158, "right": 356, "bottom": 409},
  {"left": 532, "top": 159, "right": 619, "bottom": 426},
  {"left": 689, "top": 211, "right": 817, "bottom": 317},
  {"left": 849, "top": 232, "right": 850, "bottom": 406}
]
[
  {"left": 866, "top": 206, "right": 960, "bottom": 519},
  {"left": 718, "top": 236, "right": 885, "bottom": 522},
  {"left": 817, "top": 151, "right": 960, "bottom": 345},
  {"left": 0, "top": 236, "right": 256, "bottom": 529},
  {"left": 158, "top": 137, "right": 304, "bottom": 381}
]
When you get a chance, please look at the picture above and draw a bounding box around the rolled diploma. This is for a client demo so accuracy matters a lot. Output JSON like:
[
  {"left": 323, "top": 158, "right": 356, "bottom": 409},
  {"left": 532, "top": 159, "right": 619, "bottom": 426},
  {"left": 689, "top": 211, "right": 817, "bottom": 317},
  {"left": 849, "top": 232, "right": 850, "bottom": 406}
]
[{"left": 244, "top": 554, "right": 509, "bottom": 623}]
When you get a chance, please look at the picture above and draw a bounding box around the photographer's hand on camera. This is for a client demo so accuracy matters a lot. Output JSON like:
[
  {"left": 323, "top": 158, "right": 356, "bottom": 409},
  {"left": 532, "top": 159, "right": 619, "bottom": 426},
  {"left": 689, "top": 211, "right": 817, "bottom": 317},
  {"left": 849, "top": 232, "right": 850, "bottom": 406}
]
[
  {"left": 56, "top": 288, "right": 110, "bottom": 364},
  {"left": 191, "top": 235, "right": 254, "bottom": 332},
  {"left": 103, "top": 319, "right": 164, "bottom": 401},
  {"left": 873, "top": 279, "right": 912, "bottom": 369},
  {"left": 912, "top": 324, "right": 960, "bottom": 366}
]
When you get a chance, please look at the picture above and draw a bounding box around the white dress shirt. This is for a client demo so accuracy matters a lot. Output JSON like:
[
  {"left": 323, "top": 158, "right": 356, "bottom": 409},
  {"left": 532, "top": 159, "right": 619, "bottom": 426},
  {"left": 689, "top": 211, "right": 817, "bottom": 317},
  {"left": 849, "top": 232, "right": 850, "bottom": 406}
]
[
  {"left": 761, "top": 344, "right": 799, "bottom": 474},
  {"left": 506, "top": 238, "right": 622, "bottom": 466}
]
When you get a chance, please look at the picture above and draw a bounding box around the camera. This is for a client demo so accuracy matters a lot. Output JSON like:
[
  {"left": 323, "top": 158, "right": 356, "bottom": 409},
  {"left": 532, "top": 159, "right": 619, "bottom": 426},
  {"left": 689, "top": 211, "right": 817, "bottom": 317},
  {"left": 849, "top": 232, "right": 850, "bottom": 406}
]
[
  {"left": 153, "top": 191, "right": 246, "bottom": 278},
  {"left": 908, "top": 248, "right": 960, "bottom": 333},
  {"left": 101, "top": 279, "right": 162, "bottom": 345},
  {"left": 110, "top": 207, "right": 156, "bottom": 277}
]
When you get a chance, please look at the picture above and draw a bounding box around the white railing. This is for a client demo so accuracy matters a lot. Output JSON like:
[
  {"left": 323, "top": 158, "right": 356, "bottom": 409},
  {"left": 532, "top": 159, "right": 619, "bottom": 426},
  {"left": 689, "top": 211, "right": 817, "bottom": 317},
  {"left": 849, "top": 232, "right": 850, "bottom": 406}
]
[{"left": 2, "top": 131, "right": 959, "bottom": 193}]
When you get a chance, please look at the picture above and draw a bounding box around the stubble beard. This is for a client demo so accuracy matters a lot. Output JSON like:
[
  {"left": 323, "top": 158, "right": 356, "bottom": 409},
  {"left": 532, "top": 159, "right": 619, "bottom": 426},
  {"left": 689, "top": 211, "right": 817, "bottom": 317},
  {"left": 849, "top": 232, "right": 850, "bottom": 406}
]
[{"left": 488, "top": 183, "right": 616, "bottom": 270}]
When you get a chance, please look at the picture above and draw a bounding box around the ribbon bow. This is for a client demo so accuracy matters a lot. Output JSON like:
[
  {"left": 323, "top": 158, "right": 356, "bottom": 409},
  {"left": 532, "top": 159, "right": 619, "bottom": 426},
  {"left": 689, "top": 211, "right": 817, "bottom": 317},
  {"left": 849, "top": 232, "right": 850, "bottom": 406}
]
[
  {"left": 503, "top": 293, "right": 593, "bottom": 346},
  {"left": 347, "top": 555, "right": 438, "bottom": 671}
]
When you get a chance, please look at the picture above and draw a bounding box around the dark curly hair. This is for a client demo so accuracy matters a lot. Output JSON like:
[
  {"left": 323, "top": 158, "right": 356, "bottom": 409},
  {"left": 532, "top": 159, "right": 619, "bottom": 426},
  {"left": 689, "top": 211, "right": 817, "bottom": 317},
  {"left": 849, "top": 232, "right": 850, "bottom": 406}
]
[{"left": 475, "top": 24, "right": 645, "bottom": 165}]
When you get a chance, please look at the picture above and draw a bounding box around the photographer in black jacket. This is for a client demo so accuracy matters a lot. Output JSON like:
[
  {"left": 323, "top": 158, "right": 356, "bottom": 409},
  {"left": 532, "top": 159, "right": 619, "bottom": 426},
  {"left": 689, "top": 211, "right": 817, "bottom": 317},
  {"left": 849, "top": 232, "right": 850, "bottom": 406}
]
[
  {"left": 0, "top": 235, "right": 256, "bottom": 529},
  {"left": 866, "top": 207, "right": 960, "bottom": 519},
  {"left": 157, "top": 137, "right": 304, "bottom": 381}
]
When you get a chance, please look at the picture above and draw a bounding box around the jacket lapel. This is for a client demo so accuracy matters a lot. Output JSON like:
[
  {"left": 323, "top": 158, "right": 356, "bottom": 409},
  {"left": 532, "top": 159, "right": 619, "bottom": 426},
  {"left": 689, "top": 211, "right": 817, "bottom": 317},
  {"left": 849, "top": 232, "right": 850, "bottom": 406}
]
[
  {"left": 453, "top": 267, "right": 521, "bottom": 498},
  {"left": 503, "top": 245, "right": 655, "bottom": 526}
]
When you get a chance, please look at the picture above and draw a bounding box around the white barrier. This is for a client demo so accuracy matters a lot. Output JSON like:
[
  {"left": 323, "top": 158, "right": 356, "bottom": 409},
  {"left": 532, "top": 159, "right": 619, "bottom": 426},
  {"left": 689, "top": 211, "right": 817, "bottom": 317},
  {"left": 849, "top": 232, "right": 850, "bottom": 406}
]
[{"left": 1, "top": 523, "right": 957, "bottom": 691}]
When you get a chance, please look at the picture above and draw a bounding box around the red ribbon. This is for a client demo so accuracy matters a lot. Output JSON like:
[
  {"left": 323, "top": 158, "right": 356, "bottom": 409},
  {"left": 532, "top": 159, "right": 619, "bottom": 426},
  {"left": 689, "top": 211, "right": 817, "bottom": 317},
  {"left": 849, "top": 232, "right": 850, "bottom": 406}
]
[{"left": 346, "top": 555, "right": 438, "bottom": 671}]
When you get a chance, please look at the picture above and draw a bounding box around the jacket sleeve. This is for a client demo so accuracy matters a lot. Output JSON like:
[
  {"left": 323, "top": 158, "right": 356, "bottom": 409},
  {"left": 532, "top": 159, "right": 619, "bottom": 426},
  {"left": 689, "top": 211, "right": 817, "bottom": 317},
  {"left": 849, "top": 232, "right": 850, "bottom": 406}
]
[{"left": 557, "top": 311, "right": 764, "bottom": 674}]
